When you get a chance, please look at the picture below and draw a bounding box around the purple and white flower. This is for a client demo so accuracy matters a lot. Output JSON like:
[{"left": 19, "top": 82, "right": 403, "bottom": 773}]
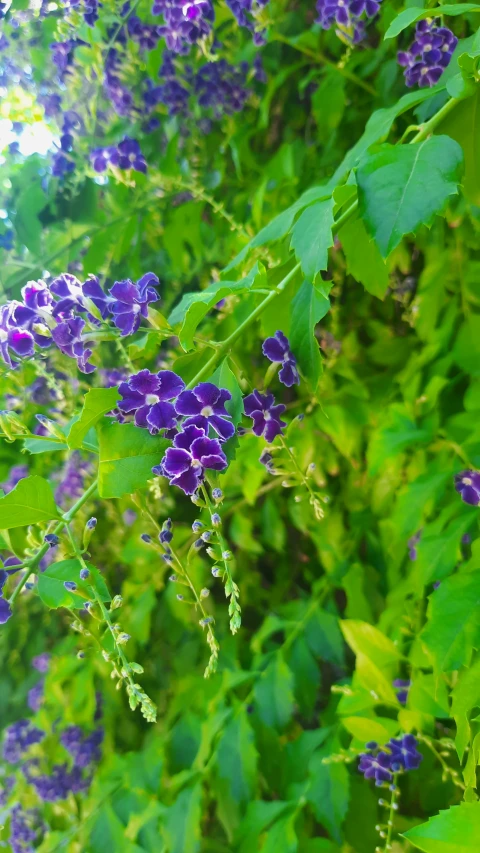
[
  {"left": 398, "top": 20, "right": 457, "bottom": 88},
  {"left": 455, "top": 470, "right": 480, "bottom": 506},
  {"left": 108, "top": 273, "right": 159, "bottom": 336},
  {"left": 175, "top": 382, "right": 235, "bottom": 441},
  {"left": 118, "top": 369, "right": 185, "bottom": 433},
  {"left": 243, "top": 389, "right": 286, "bottom": 442},
  {"left": 262, "top": 330, "right": 300, "bottom": 387},
  {"left": 153, "top": 423, "right": 227, "bottom": 494}
]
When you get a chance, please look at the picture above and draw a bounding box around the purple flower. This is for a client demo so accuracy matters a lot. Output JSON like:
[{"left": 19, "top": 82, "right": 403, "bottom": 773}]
[
  {"left": 315, "top": 0, "right": 376, "bottom": 42},
  {"left": 21, "top": 280, "right": 53, "bottom": 313},
  {"left": 55, "top": 452, "right": 93, "bottom": 507},
  {"left": 393, "top": 678, "right": 410, "bottom": 705},
  {"left": 407, "top": 530, "right": 422, "bottom": 561},
  {"left": 358, "top": 750, "right": 392, "bottom": 785},
  {"left": 195, "top": 60, "right": 250, "bottom": 116},
  {"left": 3, "top": 720, "right": 45, "bottom": 764},
  {"left": 388, "top": 734, "right": 423, "bottom": 771},
  {"left": 0, "top": 303, "right": 35, "bottom": 369},
  {"left": 262, "top": 330, "right": 300, "bottom": 387},
  {"left": 118, "top": 369, "right": 185, "bottom": 433},
  {"left": 175, "top": 382, "right": 235, "bottom": 441},
  {"left": 154, "top": 423, "right": 227, "bottom": 494},
  {"left": 50, "top": 273, "right": 110, "bottom": 322},
  {"left": 52, "top": 150, "right": 75, "bottom": 178},
  {"left": 61, "top": 726, "right": 103, "bottom": 767},
  {"left": 1, "top": 464, "right": 28, "bottom": 494},
  {"left": 0, "top": 596, "right": 12, "bottom": 624},
  {"left": 28, "top": 681, "right": 45, "bottom": 712},
  {"left": 51, "top": 316, "right": 95, "bottom": 373},
  {"left": 90, "top": 145, "right": 115, "bottom": 173},
  {"left": 109, "top": 137, "right": 147, "bottom": 172},
  {"left": 455, "top": 470, "right": 480, "bottom": 506},
  {"left": 243, "top": 389, "right": 286, "bottom": 442},
  {"left": 32, "top": 653, "right": 50, "bottom": 673},
  {"left": 128, "top": 15, "right": 161, "bottom": 49},
  {"left": 398, "top": 20, "right": 457, "bottom": 88},
  {"left": 108, "top": 272, "right": 159, "bottom": 336},
  {"left": 9, "top": 805, "right": 45, "bottom": 850}
]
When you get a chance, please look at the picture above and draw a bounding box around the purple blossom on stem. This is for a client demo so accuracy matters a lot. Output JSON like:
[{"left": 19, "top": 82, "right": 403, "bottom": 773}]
[
  {"left": 118, "top": 368, "right": 185, "bottom": 433},
  {"left": 0, "top": 303, "right": 35, "bottom": 369},
  {"left": 455, "top": 470, "right": 480, "bottom": 506},
  {"left": 243, "top": 389, "right": 286, "bottom": 442},
  {"left": 262, "top": 330, "right": 300, "bottom": 387},
  {"left": 398, "top": 20, "right": 457, "bottom": 88},
  {"left": 52, "top": 150, "right": 75, "bottom": 178},
  {"left": 50, "top": 273, "right": 111, "bottom": 322},
  {"left": 0, "top": 596, "right": 12, "bottom": 623},
  {"left": 32, "top": 653, "right": 50, "bottom": 673},
  {"left": 153, "top": 423, "right": 227, "bottom": 494},
  {"left": 109, "top": 137, "right": 147, "bottom": 172},
  {"left": 358, "top": 750, "right": 392, "bottom": 785},
  {"left": 315, "top": 0, "right": 377, "bottom": 42},
  {"left": 0, "top": 464, "right": 28, "bottom": 494},
  {"left": 28, "top": 681, "right": 45, "bottom": 712},
  {"left": 175, "top": 382, "right": 235, "bottom": 441},
  {"left": 51, "top": 316, "right": 95, "bottom": 374},
  {"left": 388, "top": 734, "right": 423, "bottom": 771},
  {"left": 393, "top": 678, "right": 410, "bottom": 705},
  {"left": 3, "top": 720, "right": 45, "bottom": 764},
  {"left": 407, "top": 530, "right": 422, "bottom": 561},
  {"left": 108, "top": 272, "right": 159, "bottom": 336},
  {"left": 60, "top": 726, "right": 103, "bottom": 767}
]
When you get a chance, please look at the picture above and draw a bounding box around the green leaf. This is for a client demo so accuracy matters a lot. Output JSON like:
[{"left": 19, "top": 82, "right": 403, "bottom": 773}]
[
  {"left": 421, "top": 571, "right": 480, "bottom": 671},
  {"left": 162, "top": 784, "right": 202, "bottom": 853},
  {"left": 289, "top": 280, "right": 329, "bottom": 388},
  {"left": 210, "top": 359, "right": 243, "bottom": 425},
  {"left": 341, "top": 620, "right": 402, "bottom": 668},
  {"left": 338, "top": 217, "right": 389, "bottom": 299},
  {"left": 0, "top": 475, "right": 60, "bottom": 528},
  {"left": 385, "top": 5, "right": 480, "bottom": 40},
  {"left": 215, "top": 713, "right": 258, "bottom": 837},
  {"left": 37, "top": 559, "right": 111, "bottom": 609},
  {"left": 67, "top": 387, "right": 119, "bottom": 450},
  {"left": 290, "top": 198, "right": 335, "bottom": 282},
  {"left": 261, "top": 811, "right": 298, "bottom": 853},
  {"left": 437, "top": 87, "right": 480, "bottom": 205},
  {"left": 357, "top": 136, "right": 464, "bottom": 257},
  {"left": 14, "top": 181, "right": 47, "bottom": 255},
  {"left": 305, "top": 609, "right": 345, "bottom": 666},
  {"left": 254, "top": 656, "right": 295, "bottom": 730},
  {"left": 403, "top": 802, "right": 480, "bottom": 852},
  {"left": 451, "top": 658, "right": 480, "bottom": 760},
  {"left": 413, "top": 511, "right": 478, "bottom": 587},
  {"left": 288, "top": 637, "right": 321, "bottom": 717},
  {"left": 97, "top": 422, "right": 170, "bottom": 499},
  {"left": 235, "top": 801, "right": 293, "bottom": 853},
  {"left": 341, "top": 716, "right": 399, "bottom": 744},
  {"left": 169, "top": 263, "right": 266, "bottom": 351},
  {"left": 307, "top": 748, "right": 350, "bottom": 844}
]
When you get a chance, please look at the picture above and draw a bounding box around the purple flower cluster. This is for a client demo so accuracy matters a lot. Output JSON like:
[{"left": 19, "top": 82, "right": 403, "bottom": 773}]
[
  {"left": 225, "top": 0, "right": 268, "bottom": 44},
  {"left": 455, "top": 470, "right": 480, "bottom": 506},
  {"left": 118, "top": 371, "right": 232, "bottom": 494},
  {"left": 0, "top": 464, "right": 28, "bottom": 494},
  {"left": 28, "top": 654, "right": 50, "bottom": 712},
  {"left": 398, "top": 20, "right": 457, "bottom": 88},
  {"left": 151, "top": 0, "right": 214, "bottom": 54},
  {"left": 0, "top": 271, "right": 159, "bottom": 374},
  {"left": 244, "top": 389, "right": 286, "bottom": 443},
  {"left": 316, "top": 0, "right": 382, "bottom": 43},
  {"left": 262, "top": 330, "right": 300, "bottom": 387},
  {"left": 90, "top": 137, "right": 147, "bottom": 174},
  {"left": 9, "top": 805, "right": 45, "bottom": 853},
  {"left": 54, "top": 452, "right": 94, "bottom": 507},
  {"left": 60, "top": 726, "right": 103, "bottom": 768},
  {"left": 3, "top": 720, "right": 45, "bottom": 764},
  {"left": 128, "top": 15, "right": 161, "bottom": 49},
  {"left": 143, "top": 51, "right": 252, "bottom": 121},
  {"left": 358, "top": 734, "right": 423, "bottom": 786}
]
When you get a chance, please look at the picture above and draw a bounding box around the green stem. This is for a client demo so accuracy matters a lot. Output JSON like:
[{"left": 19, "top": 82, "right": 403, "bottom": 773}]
[
  {"left": 201, "top": 484, "right": 241, "bottom": 634},
  {"left": 8, "top": 479, "right": 98, "bottom": 606},
  {"left": 383, "top": 776, "right": 399, "bottom": 852},
  {"left": 411, "top": 96, "right": 458, "bottom": 143},
  {"left": 273, "top": 34, "right": 377, "bottom": 96},
  {"left": 186, "top": 261, "right": 302, "bottom": 389}
]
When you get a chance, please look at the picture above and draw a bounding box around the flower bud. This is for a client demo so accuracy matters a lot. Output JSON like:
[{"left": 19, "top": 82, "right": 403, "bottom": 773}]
[
  {"left": 64, "top": 581, "right": 77, "bottom": 592},
  {"left": 80, "top": 568, "right": 90, "bottom": 580},
  {"left": 110, "top": 595, "right": 123, "bottom": 610},
  {"left": 44, "top": 534, "right": 59, "bottom": 547}
]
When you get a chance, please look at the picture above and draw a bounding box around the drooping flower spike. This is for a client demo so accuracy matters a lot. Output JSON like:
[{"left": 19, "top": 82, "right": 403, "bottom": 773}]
[
  {"left": 108, "top": 273, "right": 159, "bottom": 336},
  {"left": 397, "top": 19, "right": 457, "bottom": 88},
  {"left": 262, "top": 330, "right": 300, "bottom": 387}
]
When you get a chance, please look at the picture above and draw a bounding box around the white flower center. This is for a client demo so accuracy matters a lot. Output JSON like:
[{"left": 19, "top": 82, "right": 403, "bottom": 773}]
[
  {"left": 133, "top": 303, "right": 141, "bottom": 314},
  {"left": 264, "top": 412, "right": 271, "bottom": 420},
  {"left": 463, "top": 477, "right": 472, "bottom": 486},
  {"left": 423, "top": 44, "right": 432, "bottom": 51},
  {"left": 146, "top": 394, "right": 160, "bottom": 405},
  {"left": 0, "top": 329, "right": 8, "bottom": 343},
  {"left": 191, "top": 458, "right": 202, "bottom": 468},
  {"left": 201, "top": 406, "right": 214, "bottom": 417}
]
